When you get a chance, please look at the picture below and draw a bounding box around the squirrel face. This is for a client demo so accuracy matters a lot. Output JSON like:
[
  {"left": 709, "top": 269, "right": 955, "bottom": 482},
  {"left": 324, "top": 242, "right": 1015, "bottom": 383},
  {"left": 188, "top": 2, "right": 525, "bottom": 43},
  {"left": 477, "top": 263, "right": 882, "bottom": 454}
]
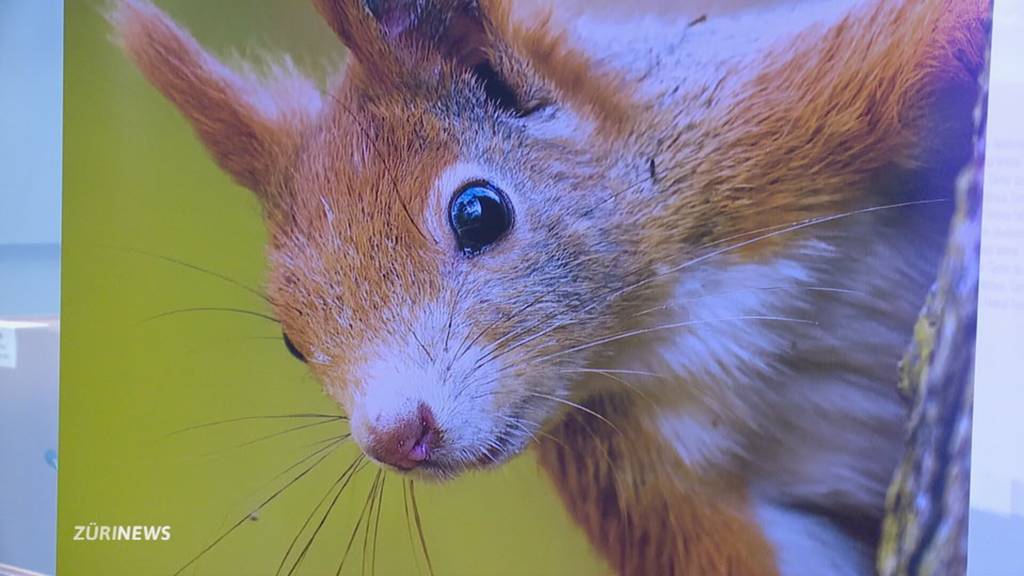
[
  {"left": 267, "top": 108, "right": 639, "bottom": 478},
  {"left": 265, "top": 2, "right": 659, "bottom": 479},
  {"left": 115, "top": 0, "right": 657, "bottom": 478},
  {"left": 115, "top": 0, "right": 986, "bottom": 478}
]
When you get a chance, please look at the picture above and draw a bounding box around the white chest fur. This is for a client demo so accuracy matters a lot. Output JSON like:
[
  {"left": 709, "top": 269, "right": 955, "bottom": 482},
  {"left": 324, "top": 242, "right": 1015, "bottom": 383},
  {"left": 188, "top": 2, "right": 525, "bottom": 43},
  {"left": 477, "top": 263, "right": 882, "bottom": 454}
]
[{"left": 602, "top": 215, "right": 938, "bottom": 574}]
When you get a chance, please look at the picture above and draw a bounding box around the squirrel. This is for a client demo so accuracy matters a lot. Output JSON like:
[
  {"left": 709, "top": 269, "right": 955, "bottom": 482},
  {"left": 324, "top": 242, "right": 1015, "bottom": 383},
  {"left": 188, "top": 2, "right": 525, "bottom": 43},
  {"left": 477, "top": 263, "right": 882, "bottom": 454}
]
[{"left": 113, "top": 0, "right": 989, "bottom": 574}]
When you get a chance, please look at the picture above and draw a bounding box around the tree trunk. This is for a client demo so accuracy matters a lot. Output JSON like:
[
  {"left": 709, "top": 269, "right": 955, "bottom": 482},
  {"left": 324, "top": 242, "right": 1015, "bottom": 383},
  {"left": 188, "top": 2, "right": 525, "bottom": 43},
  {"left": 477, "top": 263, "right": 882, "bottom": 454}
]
[{"left": 876, "top": 51, "right": 990, "bottom": 576}]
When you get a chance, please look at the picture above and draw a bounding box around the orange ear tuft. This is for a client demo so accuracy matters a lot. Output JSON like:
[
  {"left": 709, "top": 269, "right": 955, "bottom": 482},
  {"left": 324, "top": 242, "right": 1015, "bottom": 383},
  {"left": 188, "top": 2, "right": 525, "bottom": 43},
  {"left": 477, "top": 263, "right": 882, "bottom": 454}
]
[
  {"left": 314, "top": 0, "right": 492, "bottom": 78},
  {"left": 695, "top": 0, "right": 990, "bottom": 250},
  {"left": 738, "top": 0, "right": 988, "bottom": 178},
  {"left": 312, "top": 0, "right": 398, "bottom": 76},
  {"left": 111, "top": 0, "right": 321, "bottom": 198}
]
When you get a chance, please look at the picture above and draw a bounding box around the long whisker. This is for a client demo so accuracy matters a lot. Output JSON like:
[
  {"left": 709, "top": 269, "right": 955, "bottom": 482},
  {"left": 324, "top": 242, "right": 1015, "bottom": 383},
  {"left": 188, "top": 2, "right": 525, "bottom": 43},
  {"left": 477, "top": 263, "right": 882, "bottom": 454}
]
[
  {"left": 585, "top": 199, "right": 946, "bottom": 324},
  {"left": 301, "top": 433, "right": 353, "bottom": 451},
  {"left": 184, "top": 419, "right": 344, "bottom": 463},
  {"left": 192, "top": 436, "right": 350, "bottom": 557},
  {"left": 143, "top": 306, "right": 280, "bottom": 324},
  {"left": 563, "top": 369, "right": 658, "bottom": 407},
  {"left": 118, "top": 247, "right": 271, "bottom": 303},
  {"left": 569, "top": 411, "right": 626, "bottom": 488},
  {"left": 361, "top": 470, "right": 385, "bottom": 576},
  {"left": 518, "top": 420, "right": 570, "bottom": 452},
  {"left": 371, "top": 474, "right": 387, "bottom": 576},
  {"left": 233, "top": 419, "right": 344, "bottom": 448},
  {"left": 527, "top": 316, "right": 815, "bottom": 368},
  {"left": 168, "top": 414, "right": 345, "bottom": 436},
  {"left": 474, "top": 200, "right": 940, "bottom": 374},
  {"left": 498, "top": 414, "right": 542, "bottom": 446},
  {"left": 497, "top": 414, "right": 573, "bottom": 452},
  {"left": 479, "top": 315, "right": 812, "bottom": 391},
  {"left": 453, "top": 291, "right": 548, "bottom": 369},
  {"left": 171, "top": 441, "right": 341, "bottom": 576},
  {"left": 276, "top": 454, "right": 366, "bottom": 576},
  {"left": 630, "top": 285, "right": 864, "bottom": 319},
  {"left": 267, "top": 437, "right": 352, "bottom": 484},
  {"left": 526, "top": 392, "right": 623, "bottom": 436},
  {"left": 452, "top": 295, "right": 552, "bottom": 394},
  {"left": 336, "top": 468, "right": 381, "bottom": 576},
  {"left": 212, "top": 436, "right": 349, "bottom": 535},
  {"left": 461, "top": 174, "right": 656, "bottom": 368},
  {"left": 687, "top": 200, "right": 930, "bottom": 254},
  {"left": 558, "top": 368, "right": 670, "bottom": 379},
  {"left": 409, "top": 481, "right": 435, "bottom": 576},
  {"left": 402, "top": 480, "right": 424, "bottom": 576},
  {"left": 288, "top": 459, "right": 369, "bottom": 576}
]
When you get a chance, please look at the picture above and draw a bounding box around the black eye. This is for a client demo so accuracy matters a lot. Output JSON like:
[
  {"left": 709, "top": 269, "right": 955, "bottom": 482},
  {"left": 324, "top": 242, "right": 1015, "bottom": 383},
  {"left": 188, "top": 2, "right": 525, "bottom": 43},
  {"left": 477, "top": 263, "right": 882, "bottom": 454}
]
[
  {"left": 449, "top": 182, "right": 514, "bottom": 256},
  {"left": 283, "top": 333, "right": 306, "bottom": 363}
]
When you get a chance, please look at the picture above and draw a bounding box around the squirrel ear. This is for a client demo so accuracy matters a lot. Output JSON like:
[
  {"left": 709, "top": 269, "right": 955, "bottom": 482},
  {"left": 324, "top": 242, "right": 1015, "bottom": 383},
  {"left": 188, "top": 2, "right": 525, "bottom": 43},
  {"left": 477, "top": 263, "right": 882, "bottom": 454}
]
[
  {"left": 314, "top": 0, "right": 491, "bottom": 71},
  {"left": 711, "top": 1, "right": 988, "bottom": 212},
  {"left": 372, "top": 0, "right": 491, "bottom": 65},
  {"left": 112, "top": 0, "right": 321, "bottom": 199},
  {"left": 312, "top": 0, "right": 397, "bottom": 72}
]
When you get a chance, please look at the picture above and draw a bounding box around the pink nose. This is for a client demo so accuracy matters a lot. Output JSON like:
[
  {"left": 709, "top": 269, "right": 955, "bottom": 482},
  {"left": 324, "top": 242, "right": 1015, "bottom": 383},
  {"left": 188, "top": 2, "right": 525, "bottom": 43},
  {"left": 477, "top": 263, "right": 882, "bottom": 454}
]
[{"left": 366, "top": 403, "right": 439, "bottom": 470}]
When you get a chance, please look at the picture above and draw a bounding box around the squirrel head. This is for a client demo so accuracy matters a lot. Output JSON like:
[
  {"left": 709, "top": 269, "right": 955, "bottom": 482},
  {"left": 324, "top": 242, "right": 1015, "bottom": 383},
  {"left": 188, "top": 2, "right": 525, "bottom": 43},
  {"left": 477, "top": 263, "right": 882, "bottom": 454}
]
[
  {"left": 114, "top": 0, "right": 652, "bottom": 478},
  {"left": 113, "top": 0, "right": 987, "bottom": 478}
]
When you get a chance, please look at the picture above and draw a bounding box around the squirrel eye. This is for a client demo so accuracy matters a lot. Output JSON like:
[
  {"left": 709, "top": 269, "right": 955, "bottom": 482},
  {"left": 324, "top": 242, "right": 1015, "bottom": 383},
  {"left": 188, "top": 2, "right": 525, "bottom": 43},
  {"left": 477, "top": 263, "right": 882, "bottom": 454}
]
[
  {"left": 282, "top": 332, "right": 306, "bottom": 363},
  {"left": 449, "top": 182, "right": 513, "bottom": 256}
]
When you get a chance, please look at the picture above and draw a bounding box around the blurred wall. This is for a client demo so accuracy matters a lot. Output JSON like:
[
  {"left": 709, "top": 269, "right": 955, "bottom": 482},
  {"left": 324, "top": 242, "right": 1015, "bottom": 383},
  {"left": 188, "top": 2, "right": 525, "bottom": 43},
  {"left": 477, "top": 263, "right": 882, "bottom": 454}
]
[
  {"left": 968, "top": 0, "right": 1024, "bottom": 574},
  {"left": 0, "top": 1, "right": 62, "bottom": 318},
  {"left": 0, "top": 323, "right": 59, "bottom": 576},
  {"left": 0, "top": 2, "right": 63, "bottom": 576}
]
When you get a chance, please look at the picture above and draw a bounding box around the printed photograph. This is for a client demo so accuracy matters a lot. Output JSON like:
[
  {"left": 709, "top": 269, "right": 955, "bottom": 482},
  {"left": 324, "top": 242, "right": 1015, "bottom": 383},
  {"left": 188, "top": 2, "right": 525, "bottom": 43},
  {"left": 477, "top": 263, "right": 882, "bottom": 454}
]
[{"left": 58, "top": 0, "right": 993, "bottom": 574}]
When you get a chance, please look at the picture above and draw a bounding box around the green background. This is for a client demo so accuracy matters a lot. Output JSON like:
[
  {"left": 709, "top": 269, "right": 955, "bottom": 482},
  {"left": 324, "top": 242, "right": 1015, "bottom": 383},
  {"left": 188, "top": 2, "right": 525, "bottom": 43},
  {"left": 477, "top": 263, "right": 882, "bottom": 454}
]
[{"left": 59, "top": 1, "right": 608, "bottom": 574}]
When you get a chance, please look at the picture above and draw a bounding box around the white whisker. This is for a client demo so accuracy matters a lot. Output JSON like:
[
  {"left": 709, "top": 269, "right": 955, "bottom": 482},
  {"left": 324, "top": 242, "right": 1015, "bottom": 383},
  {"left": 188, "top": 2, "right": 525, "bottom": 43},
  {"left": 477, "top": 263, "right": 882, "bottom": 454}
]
[
  {"left": 558, "top": 368, "right": 671, "bottom": 379},
  {"left": 526, "top": 392, "right": 622, "bottom": 436},
  {"left": 630, "top": 285, "right": 864, "bottom": 319},
  {"left": 561, "top": 369, "right": 659, "bottom": 407},
  {"left": 528, "top": 316, "right": 816, "bottom": 367},
  {"left": 473, "top": 200, "right": 939, "bottom": 375}
]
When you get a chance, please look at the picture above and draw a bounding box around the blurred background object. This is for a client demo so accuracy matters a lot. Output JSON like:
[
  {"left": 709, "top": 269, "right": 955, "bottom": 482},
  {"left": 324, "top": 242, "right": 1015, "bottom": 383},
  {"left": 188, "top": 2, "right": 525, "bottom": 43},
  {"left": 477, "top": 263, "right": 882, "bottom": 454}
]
[
  {"left": 968, "top": 0, "right": 1024, "bottom": 575},
  {"left": 0, "top": 1, "right": 63, "bottom": 575}
]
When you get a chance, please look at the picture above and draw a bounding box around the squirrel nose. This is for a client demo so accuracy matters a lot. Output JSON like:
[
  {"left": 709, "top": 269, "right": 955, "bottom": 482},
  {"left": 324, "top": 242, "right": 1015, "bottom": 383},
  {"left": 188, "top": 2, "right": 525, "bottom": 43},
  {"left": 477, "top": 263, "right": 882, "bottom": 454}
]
[{"left": 366, "top": 403, "right": 439, "bottom": 470}]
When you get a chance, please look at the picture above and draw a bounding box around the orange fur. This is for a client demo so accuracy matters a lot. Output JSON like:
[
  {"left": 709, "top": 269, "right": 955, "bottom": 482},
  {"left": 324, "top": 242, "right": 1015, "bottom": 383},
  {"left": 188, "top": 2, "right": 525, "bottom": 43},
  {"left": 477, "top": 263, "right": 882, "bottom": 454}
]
[
  {"left": 262, "top": 71, "right": 462, "bottom": 386},
  {"left": 485, "top": 0, "right": 641, "bottom": 136},
  {"left": 113, "top": 0, "right": 320, "bottom": 201},
  {"left": 538, "top": 395, "right": 780, "bottom": 576},
  {"left": 647, "top": 0, "right": 990, "bottom": 259},
  {"left": 114, "top": 0, "right": 991, "bottom": 574}
]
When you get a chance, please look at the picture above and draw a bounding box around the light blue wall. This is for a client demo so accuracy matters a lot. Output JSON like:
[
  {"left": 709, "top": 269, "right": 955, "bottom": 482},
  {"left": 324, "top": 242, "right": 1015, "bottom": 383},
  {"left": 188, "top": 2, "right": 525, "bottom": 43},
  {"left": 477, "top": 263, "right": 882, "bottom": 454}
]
[
  {"left": 0, "top": 2, "right": 62, "bottom": 575},
  {"left": 0, "top": 244, "right": 60, "bottom": 317},
  {"left": 968, "top": 0, "right": 1024, "bottom": 572},
  {"left": 0, "top": 0, "right": 63, "bottom": 317}
]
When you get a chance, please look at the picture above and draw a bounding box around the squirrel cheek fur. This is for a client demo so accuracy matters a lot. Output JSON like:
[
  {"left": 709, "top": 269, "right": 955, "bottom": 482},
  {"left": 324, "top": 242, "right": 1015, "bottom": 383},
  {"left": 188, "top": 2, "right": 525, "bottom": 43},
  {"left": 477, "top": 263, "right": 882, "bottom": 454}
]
[{"left": 114, "top": 0, "right": 989, "bottom": 574}]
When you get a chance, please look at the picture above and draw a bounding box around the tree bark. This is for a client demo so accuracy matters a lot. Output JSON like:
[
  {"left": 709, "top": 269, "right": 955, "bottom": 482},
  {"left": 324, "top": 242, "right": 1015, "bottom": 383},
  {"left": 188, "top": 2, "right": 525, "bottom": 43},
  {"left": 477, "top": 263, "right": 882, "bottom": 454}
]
[{"left": 876, "top": 53, "right": 990, "bottom": 576}]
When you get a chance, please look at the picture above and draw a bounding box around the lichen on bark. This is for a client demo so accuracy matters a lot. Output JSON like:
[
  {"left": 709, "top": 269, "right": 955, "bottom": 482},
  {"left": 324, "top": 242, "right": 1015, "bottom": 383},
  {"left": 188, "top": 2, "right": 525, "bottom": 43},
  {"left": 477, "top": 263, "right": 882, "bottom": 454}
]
[{"left": 876, "top": 52, "right": 990, "bottom": 576}]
